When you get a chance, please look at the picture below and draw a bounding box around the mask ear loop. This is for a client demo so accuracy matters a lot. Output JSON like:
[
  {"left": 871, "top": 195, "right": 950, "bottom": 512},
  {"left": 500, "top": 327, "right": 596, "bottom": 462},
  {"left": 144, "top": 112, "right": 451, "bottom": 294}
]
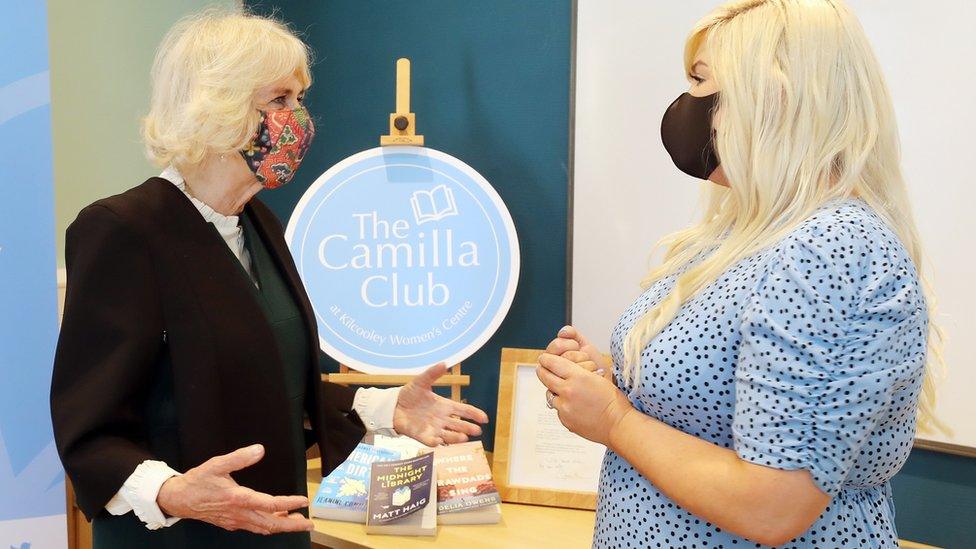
[{"left": 704, "top": 93, "right": 721, "bottom": 181}]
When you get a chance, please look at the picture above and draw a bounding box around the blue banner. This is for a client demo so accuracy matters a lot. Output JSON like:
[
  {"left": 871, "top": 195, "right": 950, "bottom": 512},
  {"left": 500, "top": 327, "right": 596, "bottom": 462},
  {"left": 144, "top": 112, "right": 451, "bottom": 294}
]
[{"left": 0, "top": 0, "right": 66, "bottom": 546}]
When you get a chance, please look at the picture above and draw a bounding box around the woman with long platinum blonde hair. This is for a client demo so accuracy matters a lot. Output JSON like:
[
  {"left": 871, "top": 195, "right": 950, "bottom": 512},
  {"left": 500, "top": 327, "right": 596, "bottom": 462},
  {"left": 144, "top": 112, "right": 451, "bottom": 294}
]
[{"left": 537, "top": 1, "right": 942, "bottom": 547}]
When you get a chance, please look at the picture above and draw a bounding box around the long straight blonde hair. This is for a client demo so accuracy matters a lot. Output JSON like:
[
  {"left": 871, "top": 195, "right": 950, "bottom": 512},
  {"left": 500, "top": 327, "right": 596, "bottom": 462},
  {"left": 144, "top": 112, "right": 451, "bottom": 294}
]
[{"left": 623, "top": 0, "right": 946, "bottom": 434}]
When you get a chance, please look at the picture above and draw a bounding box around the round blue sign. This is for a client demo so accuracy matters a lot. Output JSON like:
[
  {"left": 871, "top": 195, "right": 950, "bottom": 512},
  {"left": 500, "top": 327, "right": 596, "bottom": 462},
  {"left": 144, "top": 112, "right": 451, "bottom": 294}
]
[{"left": 286, "top": 147, "right": 520, "bottom": 374}]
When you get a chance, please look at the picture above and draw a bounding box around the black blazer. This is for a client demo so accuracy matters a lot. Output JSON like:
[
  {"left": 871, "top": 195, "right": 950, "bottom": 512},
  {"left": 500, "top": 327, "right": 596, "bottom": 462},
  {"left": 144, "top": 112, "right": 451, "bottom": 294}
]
[{"left": 51, "top": 177, "right": 366, "bottom": 520}]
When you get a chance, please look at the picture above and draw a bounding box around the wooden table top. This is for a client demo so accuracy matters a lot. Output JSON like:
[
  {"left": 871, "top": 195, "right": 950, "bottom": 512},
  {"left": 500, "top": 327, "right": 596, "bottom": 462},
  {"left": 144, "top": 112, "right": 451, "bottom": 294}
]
[{"left": 306, "top": 459, "right": 596, "bottom": 549}]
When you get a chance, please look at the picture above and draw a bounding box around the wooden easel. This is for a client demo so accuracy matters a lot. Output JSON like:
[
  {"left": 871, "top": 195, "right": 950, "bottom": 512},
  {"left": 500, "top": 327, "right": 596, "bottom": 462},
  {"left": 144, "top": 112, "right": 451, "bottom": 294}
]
[
  {"left": 380, "top": 58, "right": 424, "bottom": 146},
  {"left": 325, "top": 57, "right": 469, "bottom": 403},
  {"left": 325, "top": 364, "right": 470, "bottom": 402}
]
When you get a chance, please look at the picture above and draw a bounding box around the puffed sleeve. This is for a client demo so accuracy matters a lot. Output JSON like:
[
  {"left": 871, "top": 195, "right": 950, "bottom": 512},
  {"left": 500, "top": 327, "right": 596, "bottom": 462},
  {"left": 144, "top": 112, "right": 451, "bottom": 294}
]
[
  {"left": 732, "top": 224, "right": 926, "bottom": 496},
  {"left": 51, "top": 204, "right": 164, "bottom": 519}
]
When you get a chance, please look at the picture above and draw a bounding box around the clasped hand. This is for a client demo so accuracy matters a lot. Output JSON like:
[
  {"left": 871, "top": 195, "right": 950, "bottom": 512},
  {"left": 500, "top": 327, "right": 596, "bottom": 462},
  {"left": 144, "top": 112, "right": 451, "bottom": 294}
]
[{"left": 536, "top": 326, "right": 633, "bottom": 446}]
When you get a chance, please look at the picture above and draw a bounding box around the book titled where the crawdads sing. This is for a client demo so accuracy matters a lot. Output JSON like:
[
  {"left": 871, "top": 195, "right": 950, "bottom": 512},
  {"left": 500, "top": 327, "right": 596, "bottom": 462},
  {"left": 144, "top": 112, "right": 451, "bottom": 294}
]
[
  {"left": 311, "top": 443, "right": 401, "bottom": 522},
  {"left": 365, "top": 451, "right": 437, "bottom": 536},
  {"left": 434, "top": 441, "right": 502, "bottom": 524}
]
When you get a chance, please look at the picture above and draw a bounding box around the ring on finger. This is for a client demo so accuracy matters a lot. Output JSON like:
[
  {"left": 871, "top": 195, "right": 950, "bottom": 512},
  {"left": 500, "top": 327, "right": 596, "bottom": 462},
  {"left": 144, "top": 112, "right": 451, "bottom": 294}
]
[{"left": 545, "top": 389, "right": 557, "bottom": 409}]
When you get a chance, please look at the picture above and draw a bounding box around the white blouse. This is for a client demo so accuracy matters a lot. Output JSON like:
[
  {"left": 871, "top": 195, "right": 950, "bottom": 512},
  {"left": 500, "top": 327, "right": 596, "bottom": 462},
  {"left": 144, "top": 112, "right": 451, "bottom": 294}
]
[
  {"left": 104, "top": 166, "right": 400, "bottom": 529},
  {"left": 163, "top": 165, "right": 257, "bottom": 286}
]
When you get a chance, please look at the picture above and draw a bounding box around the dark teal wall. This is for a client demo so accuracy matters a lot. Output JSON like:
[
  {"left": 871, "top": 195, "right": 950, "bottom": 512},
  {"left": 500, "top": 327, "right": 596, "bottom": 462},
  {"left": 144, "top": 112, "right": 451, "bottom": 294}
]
[
  {"left": 245, "top": 0, "right": 573, "bottom": 453},
  {"left": 244, "top": 3, "right": 974, "bottom": 547},
  {"left": 890, "top": 449, "right": 976, "bottom": 548}
]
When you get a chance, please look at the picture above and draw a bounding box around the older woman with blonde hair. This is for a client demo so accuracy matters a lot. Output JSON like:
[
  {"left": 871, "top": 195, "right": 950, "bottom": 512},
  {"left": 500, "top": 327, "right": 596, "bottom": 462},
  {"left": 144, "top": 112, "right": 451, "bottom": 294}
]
[
  {"left": 538, "top": 0, "right": 942, "bottom": 547},
  {"left": 50, "top": 8, "right": 487, "bottom": 548}
]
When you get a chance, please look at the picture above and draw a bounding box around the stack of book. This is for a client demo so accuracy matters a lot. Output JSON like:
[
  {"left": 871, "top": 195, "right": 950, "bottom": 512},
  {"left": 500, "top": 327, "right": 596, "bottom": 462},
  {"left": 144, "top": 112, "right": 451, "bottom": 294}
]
[{"left": 311, "top": 436, "right": 502, "bottom": 536}]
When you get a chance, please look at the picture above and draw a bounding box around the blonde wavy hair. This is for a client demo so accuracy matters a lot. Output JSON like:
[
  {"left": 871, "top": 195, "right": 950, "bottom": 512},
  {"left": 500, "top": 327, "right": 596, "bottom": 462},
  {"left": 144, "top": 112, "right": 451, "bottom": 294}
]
[
  {"left": 142, "top": 7, "right": 312, "bottom": 168},
  {"left": 623, "top": 0, "right": 947, "bottom": 434}
]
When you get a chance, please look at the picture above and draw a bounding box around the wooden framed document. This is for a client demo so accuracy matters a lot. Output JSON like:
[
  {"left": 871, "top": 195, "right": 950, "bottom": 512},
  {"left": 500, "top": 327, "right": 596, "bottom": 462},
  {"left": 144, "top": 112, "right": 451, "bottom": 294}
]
[{"left": 491, "top": 348, "right": 607, "bottom": 510}]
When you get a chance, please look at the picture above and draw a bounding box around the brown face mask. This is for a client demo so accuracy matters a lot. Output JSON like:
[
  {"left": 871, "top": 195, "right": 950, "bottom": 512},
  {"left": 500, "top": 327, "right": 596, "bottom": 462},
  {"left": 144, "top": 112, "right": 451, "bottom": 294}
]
[{"left": 660, "top": 92, "right": 720, "bottom": 181}]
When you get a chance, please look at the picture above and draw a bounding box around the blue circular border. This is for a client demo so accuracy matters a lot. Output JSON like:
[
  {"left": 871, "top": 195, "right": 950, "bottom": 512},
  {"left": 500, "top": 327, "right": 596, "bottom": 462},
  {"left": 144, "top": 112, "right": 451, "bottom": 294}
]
[{"left": 286, "top": 147, "right": 520, "bottom": 374}]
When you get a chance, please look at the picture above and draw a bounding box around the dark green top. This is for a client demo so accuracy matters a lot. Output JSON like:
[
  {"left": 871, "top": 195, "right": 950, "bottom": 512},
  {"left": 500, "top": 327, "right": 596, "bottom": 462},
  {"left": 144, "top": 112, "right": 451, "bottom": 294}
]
[
  {"left": 240, "top": 210, "right": 311, "bottom": 506},
  {"left": 92, "top": 212, "right": 312, "bottom": 549}
]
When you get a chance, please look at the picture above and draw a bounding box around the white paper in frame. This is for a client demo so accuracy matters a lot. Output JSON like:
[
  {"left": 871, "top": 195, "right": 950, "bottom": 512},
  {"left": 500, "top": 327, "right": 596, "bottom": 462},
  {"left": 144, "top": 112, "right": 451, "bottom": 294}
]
[{"left": 492, "top": 348, "right": 606, "bottom": 510}]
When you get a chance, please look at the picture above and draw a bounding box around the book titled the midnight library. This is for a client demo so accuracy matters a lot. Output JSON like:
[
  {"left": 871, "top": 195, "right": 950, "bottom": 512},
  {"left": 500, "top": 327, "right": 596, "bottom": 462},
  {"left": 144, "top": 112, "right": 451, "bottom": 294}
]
[
  {"left": 434, "top": 441, "right": 502, "bottom": 524},
  {"left": 365, "top": 452, "right": 437, "bottom": 536},
  {"left": 311, "top": 443, "right": 400, "bottom": 522}
]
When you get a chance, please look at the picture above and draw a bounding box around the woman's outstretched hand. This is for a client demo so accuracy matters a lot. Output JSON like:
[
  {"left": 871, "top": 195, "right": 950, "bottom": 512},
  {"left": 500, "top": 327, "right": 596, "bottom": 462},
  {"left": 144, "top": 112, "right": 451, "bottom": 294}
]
[
  {"left": 393, "top": 363, "right": 490, "bottom": 446},
  {"left": 156, "top": 444, "right": 313, "bottom": 535}
]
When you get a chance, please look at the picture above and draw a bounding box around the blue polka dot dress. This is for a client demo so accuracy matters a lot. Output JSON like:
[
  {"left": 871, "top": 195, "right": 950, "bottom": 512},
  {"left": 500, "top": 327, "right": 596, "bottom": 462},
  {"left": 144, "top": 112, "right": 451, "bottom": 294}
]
[{"left": 595, "top": 200, "right": 926, "bottom": 548}]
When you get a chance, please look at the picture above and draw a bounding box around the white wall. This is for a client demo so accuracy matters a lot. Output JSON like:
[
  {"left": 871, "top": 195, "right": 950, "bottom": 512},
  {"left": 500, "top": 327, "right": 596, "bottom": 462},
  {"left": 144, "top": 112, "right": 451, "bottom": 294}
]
[
  {"left": 572, "top": 0, "right": 976, "bottom": 449},
  {"left": 572, "top": 0, "right": 711, "bottom": 349}
]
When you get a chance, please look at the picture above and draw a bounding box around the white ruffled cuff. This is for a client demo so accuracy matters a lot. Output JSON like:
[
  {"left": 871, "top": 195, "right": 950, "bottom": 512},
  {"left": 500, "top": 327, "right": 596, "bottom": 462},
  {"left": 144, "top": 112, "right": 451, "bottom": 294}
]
[
  {"left": 353, "top": 386, "right": 401, "bottom": 436},
  {"left": 105, "top": 460, "right": 182, "bottom": 530}
]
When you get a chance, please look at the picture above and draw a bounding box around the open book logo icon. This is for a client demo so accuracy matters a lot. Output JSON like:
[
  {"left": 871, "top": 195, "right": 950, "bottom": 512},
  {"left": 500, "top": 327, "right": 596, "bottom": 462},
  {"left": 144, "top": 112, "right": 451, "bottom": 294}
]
[{"left": 410, "top": 185, "right": 458, "bottom": 225}]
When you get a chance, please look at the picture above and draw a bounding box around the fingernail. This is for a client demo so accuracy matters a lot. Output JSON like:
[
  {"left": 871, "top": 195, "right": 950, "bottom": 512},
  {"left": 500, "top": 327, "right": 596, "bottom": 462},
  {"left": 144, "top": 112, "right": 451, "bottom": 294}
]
[
  {"left": 250, "top": 444, "right": 263, "bottom": 456},
  {"left": 558, "top": 325, "right": 571, "bottom": 336},
  {"left": 596, "top": 369, "right": 605, "bottom": 376}
]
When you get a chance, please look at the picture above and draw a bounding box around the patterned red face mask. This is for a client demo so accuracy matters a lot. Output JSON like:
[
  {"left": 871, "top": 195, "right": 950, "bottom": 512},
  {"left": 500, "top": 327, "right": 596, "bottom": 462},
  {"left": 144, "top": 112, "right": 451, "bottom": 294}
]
[{"left": 240, "top": 106, "right": 316, "bottom": 189}]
